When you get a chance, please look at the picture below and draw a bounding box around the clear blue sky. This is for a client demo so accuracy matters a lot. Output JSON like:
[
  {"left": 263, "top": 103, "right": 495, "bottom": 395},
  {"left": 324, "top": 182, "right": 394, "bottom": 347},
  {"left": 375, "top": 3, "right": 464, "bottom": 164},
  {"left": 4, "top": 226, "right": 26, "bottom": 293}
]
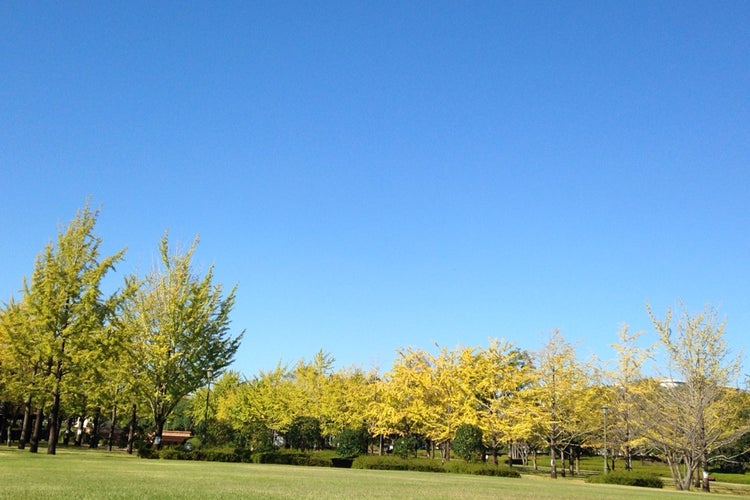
[{"left": 2, "top": 1, "right": 749, "bottom": 378}]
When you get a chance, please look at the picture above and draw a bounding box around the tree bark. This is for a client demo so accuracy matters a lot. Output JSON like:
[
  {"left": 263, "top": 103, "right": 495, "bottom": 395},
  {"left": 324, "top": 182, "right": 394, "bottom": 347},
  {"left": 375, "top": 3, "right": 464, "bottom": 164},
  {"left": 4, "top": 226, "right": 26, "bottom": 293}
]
[
  {"left": 89, "top": 406, "right": 101, "bottom": 449},
  {"left": 108, "top": 404, "right": 117, "bottom": 452},
  {"left": 18, "top": 395, "right": 32, "bottom": 450},
  {"left": 126, "top": 404, "right": 137, "bottom": 454},
  {"left": 549, "top": 446, "right": 557, "bottom": 478},
  {"left": 29, "top": 407, "right": 43, "bottom": 453},
  {"left": 154, "top": 416, "right": 165, "bottom": 449},
  {"left": 46, "top": 386, "right": 62, "bottom": 454}
]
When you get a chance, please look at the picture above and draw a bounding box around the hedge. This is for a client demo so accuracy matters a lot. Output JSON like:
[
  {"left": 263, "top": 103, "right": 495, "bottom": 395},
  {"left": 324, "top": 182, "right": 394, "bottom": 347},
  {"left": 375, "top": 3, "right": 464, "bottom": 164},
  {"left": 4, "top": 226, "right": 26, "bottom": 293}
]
[{"left": 587, "top": 471, "right": 664, "bottom": 488}]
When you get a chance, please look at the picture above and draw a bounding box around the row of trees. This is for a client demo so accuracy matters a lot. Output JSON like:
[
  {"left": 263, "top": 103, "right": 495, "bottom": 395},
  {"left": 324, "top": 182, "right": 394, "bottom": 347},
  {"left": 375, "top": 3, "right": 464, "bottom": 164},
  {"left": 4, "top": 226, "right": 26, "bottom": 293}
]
[
  {"left": 0, "top": 204, "right": 243, "bottom": 455},
  {"left": 1, "top": 204, "right": 748, "bottom": 493},
  {"left": 195, "top": 312, "right": 748, "bottom": 492}
]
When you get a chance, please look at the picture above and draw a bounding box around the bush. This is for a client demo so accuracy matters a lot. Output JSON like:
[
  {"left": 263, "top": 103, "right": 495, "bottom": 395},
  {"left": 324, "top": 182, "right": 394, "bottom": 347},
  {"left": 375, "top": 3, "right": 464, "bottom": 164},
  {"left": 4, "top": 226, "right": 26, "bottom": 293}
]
[
  {"left": 452, "top": 424, "right": 484, "bottom": 462},
  {"left": 251, "top": 450, "right": 331, "bottom": 467},
  {"left": 331, "top": 458, "right": 354, "bottom": 468},
  {"left": 336, "top": 427, "right": 369, "bottom": 458},
  {"left": 587, "top": 471, "right": 663, "bottom": 489},
  {"left": 137, "top": 444, "right": 158, "bottom": 459},
  {"left": 285, "top": 416, "right": 323, "bottom": 451},
  {"left": 392, "top": 435, "right": 418, "bottom": 459},
  {"left": 351, "top": 455, "right": 445, "bottom": 473},
  {"left": 443, "top": 461, "right": 520, "bottom": 478},
  {"left": 353, "top": 455, "right": 411, "bottom": 471}
]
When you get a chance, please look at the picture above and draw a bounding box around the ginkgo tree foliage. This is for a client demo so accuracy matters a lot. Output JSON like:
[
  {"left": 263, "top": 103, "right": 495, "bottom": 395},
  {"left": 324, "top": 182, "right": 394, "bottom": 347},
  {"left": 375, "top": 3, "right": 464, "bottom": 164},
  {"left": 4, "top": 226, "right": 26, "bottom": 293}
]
[
  {"left": 121, "top": 233, "right": 243, "bottom": 447},
  {"left": 641, "top": 302, "right": 750, "bottom": 492},
  {"left": 10, "top": 204, "right": 130, "bottom": 455},
  {"left": 532, "top": 330, "right": 599, "bottom": 479},
  {"left": 605, "top": 324, "right": 653, "bottom": 472},
  {"left": 472, "top": 339, "right": 536, "bottom": 465}
]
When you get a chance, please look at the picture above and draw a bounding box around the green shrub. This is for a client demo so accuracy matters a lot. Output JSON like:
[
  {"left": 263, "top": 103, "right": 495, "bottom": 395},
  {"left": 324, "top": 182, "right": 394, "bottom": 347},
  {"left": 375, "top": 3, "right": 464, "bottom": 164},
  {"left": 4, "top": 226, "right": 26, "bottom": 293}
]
[
  {"left": 251, "top": 450, "right": 331, "bottom": 467},
  {"left": 159, "top": 448, "right": 187, "bottom": 460},
  {"left": 352, "top": 455, "right": 411, "bottom": 470},
  {"left": 351, "top": 455, "right": 444, "bottom": 473},
  {"left": 285, "top": 416, "right": 323, "bottom": 451},
  {"left": 392, "top": 435, "right": 418, "bottom": 459},
  {"left": 587, "top": 471, "right": 663, "bottom": 488},
  {"left": 443, "top": 461, "right": 520, "bottom": 478},
  {"left": 452, "top": 424, "right": 484, "bottom": 462},
  {"left": 336, "top": 427, "right": 369, "bottom": 458},
  {"left": 137, "top": 444, "right": 158, "bottom": 459}
]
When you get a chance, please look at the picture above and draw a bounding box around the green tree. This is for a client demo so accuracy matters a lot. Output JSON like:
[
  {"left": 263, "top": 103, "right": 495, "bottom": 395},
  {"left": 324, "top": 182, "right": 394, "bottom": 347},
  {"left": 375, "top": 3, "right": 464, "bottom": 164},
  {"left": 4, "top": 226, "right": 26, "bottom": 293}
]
[
  {"left": 336, "top": 426, "right": 369, "bottom": 458},
  {"left": 122, "top": 233, "right": 242, "bottom": 447},
  {"left": 286, "top": 415, "right": 323, "bottom": 451},
  {"left": 453, "top": 423, "right": 484, "bottom": 462},
  {"left": 19, "top": 204, "right": 127, "bottom": 454}
]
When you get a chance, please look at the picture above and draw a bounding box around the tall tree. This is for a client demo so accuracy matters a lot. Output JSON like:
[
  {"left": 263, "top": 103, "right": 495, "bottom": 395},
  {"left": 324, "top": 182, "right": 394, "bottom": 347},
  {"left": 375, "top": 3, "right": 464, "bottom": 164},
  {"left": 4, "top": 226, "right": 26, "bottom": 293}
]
[
  {"left": 607, "top": 324, "right": 652, "bottom": 471},
  {"left": 19, "top": 204, "right": 127, "bottom": 454},
  {"left": 472, "top": 340, "right": 536, "bottom": 465},
  {"left": 532, "top": 330, "right": 595, "bottom": 478},
  {"left": 644, "top": 302, "right": 749, "bottom": 491},
  {"left": 123, "top": 233, "right": 242, "bottom": 447}
]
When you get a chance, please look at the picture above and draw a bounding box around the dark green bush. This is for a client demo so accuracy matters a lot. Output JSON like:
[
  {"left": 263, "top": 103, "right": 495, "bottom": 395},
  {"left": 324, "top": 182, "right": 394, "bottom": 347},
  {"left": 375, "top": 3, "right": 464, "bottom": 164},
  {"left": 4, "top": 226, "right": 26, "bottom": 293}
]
[
  {"left": 285, "top": 416, "right": 323, "bottom": 451},
  {"left": 587, "top": 471, "right": 663, "bottom": 488},
  {"left": 352, "top": 455, "right": 411, "bottom": 470},
  {"left": 159, "top": 448, "right": 188, "bottom": 460},
  {"left": 336, "top": 427, "right": 370, "bottom": 458},
  {"left": 392, "top": 435, "right": 418, "bottom": 459},
  {"left": 452, "top": 424, "right": 484, "bottom": 462},
  {"left": 443, "top": 461, "right": 520, "bottom": 477},
  {"left": 351, "top": 455, "right": 444, "bottom": 473},
  {"left": 251, "top": 450, "right": 330, "bottom": 467},
  {"left": 137, "top": 444, "right": 158, "bottom": 459},
  {"left": 331, "top": 458, "right": 354, "bottom": 468}
]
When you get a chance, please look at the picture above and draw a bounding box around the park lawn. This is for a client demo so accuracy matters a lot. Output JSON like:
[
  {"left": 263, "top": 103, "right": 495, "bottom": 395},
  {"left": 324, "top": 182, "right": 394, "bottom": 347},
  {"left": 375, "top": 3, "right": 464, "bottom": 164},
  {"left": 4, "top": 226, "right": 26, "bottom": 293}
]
[{"left": 2, "top": 448, "right": 747, "bottom": 499}]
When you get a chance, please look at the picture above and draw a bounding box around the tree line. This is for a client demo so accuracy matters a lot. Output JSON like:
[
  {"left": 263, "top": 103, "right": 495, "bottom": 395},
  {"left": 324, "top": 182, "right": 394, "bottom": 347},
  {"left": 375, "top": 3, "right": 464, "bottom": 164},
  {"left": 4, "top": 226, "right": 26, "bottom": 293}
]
[
  {"left": 1, "top": 204, "right": 748, "bottom": 493},
  {"left": 200, "top": 317, "right": 748, "bottom": 492},
  {"left": 0, "top": 203, "right": 242, "bottom": 455}
]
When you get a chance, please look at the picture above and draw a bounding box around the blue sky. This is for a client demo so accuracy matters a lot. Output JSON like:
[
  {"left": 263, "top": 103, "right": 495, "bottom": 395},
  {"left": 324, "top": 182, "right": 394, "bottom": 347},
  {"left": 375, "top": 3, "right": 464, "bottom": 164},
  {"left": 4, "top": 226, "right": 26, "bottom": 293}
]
[{"left": 2, "top": 1, "right": 749, "bottom": 378}]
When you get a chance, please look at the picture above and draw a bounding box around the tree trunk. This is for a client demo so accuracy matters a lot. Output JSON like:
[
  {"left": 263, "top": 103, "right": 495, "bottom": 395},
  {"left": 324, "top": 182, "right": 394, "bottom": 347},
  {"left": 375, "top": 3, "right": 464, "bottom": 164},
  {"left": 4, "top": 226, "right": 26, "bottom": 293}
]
[
  {"left": 701, "top": 462, "right": 710, "bottom": 493},
  {"left": 29, "top": 407, "right": 44, "bottom": 453},
  {"left": 154, "top": 417, "right": 165, "bottom": 449},
  {"left": 550, "top": 447, "right": 557, "bottom": 479},
  {"left": 46, "top": 387, "right": 62, "bottom": 454},
  {"left": 89, "top": 406, "right": 101, "bottom": 449},
  {"left": 108, "top": 404, "right": 117, "bottom": 452},
  {"left": 126, "top": 404, "right": 137, "bottom": 455},
  {"left": 6, "top": 416, "right": 13, "bottom": 446},
  {"left": 18, "top": 395, "right": 32, "bottom": 450}
]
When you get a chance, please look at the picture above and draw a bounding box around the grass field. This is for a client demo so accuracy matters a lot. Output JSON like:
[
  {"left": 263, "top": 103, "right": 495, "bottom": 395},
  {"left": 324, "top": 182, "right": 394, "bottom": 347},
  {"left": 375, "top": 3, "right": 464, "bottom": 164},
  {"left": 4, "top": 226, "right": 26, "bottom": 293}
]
[{"left": 1, "top": 447, "right": 749, "bottom": 499}]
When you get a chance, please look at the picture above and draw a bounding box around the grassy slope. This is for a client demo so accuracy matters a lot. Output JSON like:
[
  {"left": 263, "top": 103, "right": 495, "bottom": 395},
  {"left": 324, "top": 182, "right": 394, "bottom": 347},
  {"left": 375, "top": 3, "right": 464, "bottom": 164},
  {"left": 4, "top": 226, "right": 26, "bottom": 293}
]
[{"left": 0, "top": 448, "right": 747, "bottom": 499}]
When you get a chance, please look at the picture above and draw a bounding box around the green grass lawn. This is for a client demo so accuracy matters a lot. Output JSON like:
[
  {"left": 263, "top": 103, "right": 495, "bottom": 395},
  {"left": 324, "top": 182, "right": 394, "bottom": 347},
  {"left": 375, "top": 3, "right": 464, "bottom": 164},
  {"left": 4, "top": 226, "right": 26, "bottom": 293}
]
[{"left": 1, "top": 447, "right": 748, "bottom": 499}]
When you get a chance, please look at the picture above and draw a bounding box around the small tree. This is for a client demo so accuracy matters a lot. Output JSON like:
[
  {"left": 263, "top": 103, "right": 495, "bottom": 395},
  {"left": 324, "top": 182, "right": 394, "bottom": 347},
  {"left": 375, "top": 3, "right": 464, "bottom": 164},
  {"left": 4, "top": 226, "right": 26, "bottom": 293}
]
[
  {"left": 336, "top": 427, "right": 369, "bottom": 458},
  {"left": 453, "top": 423, "right": 484, "bottom": 462},
  {"left": 286, "top": 416, "right": 323, "bottom": 451},
  {"left": 393, "top": 434, "right": 418, "bottom": 458}
]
